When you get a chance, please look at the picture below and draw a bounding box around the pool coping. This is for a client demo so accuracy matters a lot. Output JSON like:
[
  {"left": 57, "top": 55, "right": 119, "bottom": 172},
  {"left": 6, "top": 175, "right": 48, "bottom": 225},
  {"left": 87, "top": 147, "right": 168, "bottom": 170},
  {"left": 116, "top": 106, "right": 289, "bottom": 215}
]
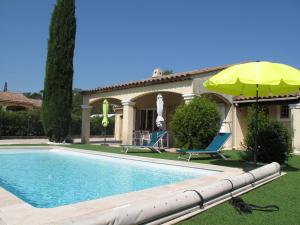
[{"left": 0, "top": 146, "right": 243, "bottom": 225}]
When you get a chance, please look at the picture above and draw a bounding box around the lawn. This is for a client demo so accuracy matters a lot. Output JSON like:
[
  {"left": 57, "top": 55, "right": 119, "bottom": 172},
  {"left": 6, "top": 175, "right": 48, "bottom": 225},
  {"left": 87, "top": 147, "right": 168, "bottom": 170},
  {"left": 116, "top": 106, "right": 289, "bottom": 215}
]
[{"left": 67, "top": 144, "right": 300, "bottom": 225}]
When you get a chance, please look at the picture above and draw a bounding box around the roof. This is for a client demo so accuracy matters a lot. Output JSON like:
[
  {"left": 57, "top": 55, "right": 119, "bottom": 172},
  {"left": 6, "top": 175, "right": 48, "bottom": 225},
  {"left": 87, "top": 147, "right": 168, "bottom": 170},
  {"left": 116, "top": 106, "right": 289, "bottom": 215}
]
[
  {"left": 80, "top": 63, "right": 238, "bottom": 95},
  {"left": 0, "top": 91, "right": 42, "bottom": 108},
  {"left": 233, "top": 92, "right": 300, "bottom": 103},
  {"left": 29, "top": 98, "right": 42, "bottom": 108}
]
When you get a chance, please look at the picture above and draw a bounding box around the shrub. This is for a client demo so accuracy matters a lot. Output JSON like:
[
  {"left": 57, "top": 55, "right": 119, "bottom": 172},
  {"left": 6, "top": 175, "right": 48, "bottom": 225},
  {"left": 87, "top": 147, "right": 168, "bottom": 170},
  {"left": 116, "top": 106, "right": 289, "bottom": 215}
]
[
  {"left": 0, "top": 110, "right": 115, "bottom": 137},
  {"left": 170, "top": 97, "right": 221, "bottom": 149},
  {"left": 90, "top": 116, "right": 115, "bottom": 136},
  {"left": 244, "top": 106, "right": 292, "bottom": 164},
  {"left": 0, "top": 110, "right": 44, "bottom": 136},
  {"left": 69, "top": 115, "right": 115, "bottom": 136}
]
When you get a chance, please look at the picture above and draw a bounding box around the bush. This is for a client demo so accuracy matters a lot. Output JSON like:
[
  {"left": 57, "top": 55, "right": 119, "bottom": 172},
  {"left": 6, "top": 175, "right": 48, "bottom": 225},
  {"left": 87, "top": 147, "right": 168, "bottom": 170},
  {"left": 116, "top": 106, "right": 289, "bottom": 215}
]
[
  {"left": 170, "top": 97, "right": 221, "bottom": 149},
  {"left": 0, "top": 110, "right": 44, "bottom": 136},
  {"left": 244, "top": 106, "right": 292, "bottom": 164},
  {"left": 0, "top": 110, "right": 115, "bottom": 137},
  {"left": 90, "top": 116, "right": 115, "bottom": 136}
]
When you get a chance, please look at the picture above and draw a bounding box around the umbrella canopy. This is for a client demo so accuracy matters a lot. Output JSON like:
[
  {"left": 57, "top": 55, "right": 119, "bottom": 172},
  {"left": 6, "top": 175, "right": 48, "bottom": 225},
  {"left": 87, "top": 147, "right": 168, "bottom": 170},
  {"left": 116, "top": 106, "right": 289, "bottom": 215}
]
[
  {"left": 203, "top": 61, "right": 300, "bottom": 97},
  {"left": 156, "top": 93, "right": 164, "bottom": 129},
  {"left": 203, "top": 61, "right": 300, "bottom": 164},
  {"left": 101, "top": 99, "right": 109, "bottom": 128}
]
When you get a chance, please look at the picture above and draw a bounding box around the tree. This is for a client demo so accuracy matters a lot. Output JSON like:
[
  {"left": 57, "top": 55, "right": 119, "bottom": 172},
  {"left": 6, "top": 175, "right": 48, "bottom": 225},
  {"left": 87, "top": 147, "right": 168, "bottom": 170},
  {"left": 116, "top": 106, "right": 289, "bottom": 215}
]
[
  {"left": 72, "top": 88, "right": 82, "bottom": 116},
  {"left": 162, "top": 70, "right": 173, "bottom": 75},
  {"left": 42, "top": 0, "right": 76, "bottom": 142},
  {"left": 23, "top": 92, "right": 43, "bottom": 100}
]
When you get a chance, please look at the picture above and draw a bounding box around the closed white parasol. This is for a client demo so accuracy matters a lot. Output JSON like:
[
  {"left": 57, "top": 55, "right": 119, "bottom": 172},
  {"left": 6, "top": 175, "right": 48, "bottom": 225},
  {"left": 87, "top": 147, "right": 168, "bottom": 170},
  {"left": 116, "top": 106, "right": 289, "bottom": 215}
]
[{"left": 156, "top": 93, "right": 164, "bottom": 130}]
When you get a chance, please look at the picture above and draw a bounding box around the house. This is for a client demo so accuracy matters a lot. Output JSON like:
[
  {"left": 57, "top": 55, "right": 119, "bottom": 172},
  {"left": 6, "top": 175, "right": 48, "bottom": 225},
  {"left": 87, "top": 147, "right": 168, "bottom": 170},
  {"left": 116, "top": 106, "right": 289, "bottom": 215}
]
[
  {"left": 0, "top": 84, "right": 42, "bottom": 111},
  {"left": 80, "top": 63, "right": 300, "bottom": 152}
]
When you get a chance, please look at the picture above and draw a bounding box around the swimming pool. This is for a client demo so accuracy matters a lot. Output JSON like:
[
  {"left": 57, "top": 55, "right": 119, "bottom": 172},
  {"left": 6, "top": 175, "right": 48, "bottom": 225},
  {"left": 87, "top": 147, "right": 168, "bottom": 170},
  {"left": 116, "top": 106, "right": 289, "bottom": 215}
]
[{"left": 0, "top": 149, "right": 219, "bottom": 208}]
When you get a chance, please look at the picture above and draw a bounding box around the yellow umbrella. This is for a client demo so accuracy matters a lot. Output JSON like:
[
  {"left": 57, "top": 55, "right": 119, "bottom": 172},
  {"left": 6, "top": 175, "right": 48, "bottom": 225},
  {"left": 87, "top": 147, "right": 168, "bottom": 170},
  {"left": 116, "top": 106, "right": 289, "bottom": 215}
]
[
  {"left": 204, "top": 61, "right": 300, "bottom": 96},
  {"left": 203, "top": 61, "right": 300, "bottom": 163}
]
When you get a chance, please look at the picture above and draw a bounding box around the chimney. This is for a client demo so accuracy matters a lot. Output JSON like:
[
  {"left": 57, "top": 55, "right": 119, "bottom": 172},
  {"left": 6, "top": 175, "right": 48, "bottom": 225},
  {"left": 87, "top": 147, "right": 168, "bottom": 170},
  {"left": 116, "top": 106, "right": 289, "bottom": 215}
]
[
  {"left": 3, "top": 82, "right": 7, "bottom": 92},
  {"left": 152, "top": 68, "right": 162, "bottom": 78}
]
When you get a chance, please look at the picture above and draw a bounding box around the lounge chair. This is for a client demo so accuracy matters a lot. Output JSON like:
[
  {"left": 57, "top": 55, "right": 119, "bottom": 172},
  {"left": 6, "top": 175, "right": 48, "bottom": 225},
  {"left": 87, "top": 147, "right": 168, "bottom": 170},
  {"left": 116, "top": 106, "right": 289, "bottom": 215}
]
[
  {"left": 121, "top": 131, "right": 167, "bottom": 154},
  {"left": 176, "top": 132, "right": 231, "bottom": 161}
]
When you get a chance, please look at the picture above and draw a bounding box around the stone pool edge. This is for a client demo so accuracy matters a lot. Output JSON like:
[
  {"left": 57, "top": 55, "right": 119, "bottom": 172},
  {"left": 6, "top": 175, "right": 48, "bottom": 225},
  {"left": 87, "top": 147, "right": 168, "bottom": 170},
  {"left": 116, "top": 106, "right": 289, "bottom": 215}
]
[{"left": 0, "top": 146, "right": 243, "bottom": 225}]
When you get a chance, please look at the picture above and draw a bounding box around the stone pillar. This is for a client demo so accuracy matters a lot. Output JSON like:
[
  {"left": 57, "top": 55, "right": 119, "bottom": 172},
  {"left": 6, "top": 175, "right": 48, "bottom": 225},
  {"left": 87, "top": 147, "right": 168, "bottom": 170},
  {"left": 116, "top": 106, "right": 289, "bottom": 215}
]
[
  {"left": 114, "top": 114, "right": 121, "bottom": 140},
  {"left": 81, "top": 104, "right": 92, "bottom": 143},
  {"left": 289, "top": 103, "right": 300, "bottom": 152},
  {"left": 231, "top": 104, "right": 237, "bottom": 150},
  {"left": 182, "top": 94, "right": 196, "bottom": 104},
  {"left": 121, "top": 100, "right": 136, "bottom": 145},
  {"left": 113, "top": 107, "right": 123, "bottom": 141}
]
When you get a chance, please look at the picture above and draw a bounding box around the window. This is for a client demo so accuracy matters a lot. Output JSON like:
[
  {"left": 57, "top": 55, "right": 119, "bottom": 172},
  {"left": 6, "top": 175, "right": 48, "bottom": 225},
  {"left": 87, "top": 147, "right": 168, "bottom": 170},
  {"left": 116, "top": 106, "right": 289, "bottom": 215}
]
[
  {"left": 280, "top": 105, "right": 290, "bottom": 119},
  {"left": 139, "top": 109, "right": 157, "bottom": 131}
]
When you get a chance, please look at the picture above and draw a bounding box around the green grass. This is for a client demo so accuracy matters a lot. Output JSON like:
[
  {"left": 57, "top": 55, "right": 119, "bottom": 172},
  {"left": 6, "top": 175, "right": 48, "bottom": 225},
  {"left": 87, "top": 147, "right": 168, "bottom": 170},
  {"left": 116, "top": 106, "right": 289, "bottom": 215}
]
[{"left": 66, "top": 144, "right": 300, "bottom": 225}]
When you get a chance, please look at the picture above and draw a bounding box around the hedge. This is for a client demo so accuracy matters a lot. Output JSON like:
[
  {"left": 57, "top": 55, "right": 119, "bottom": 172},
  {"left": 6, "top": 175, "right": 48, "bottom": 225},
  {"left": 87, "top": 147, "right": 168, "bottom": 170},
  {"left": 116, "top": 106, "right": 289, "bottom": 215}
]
[
  {"left": 0, "top": 110, "right": 114, "bottom": 137},
  {"left": 0, "top": 110, "right": 44, "bottom": 136}
]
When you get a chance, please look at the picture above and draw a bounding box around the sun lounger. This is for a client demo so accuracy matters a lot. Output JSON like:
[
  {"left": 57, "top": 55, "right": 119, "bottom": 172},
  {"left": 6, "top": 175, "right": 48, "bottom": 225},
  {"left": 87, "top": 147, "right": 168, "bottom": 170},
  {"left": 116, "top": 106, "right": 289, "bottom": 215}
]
[
  {"left": 176, "top": 132, "right": 231, "bottom": 161},
  {"left": 121, "top": 131, "right": 167, "bottom": 154}
]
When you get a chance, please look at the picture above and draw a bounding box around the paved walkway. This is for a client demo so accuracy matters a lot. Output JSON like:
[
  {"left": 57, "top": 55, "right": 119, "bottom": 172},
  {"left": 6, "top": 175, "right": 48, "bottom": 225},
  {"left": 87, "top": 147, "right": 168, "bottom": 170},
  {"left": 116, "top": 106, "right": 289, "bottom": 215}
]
[
  {"left": 294, "top": 150, "right": 300, "bottom": 155},
  {"left": 0, "top": 137, "right": 120, "bottom": 145},
  {"left": 0, "top": 138, "right": 179, "bottom": 152}
]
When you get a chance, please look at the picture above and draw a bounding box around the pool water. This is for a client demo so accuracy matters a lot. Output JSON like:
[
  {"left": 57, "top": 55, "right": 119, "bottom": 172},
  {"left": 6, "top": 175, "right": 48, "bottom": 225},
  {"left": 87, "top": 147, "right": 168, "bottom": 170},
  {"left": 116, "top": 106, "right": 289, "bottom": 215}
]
[{"left": 0, "top": 149, "right": 218, "bottom": 208}]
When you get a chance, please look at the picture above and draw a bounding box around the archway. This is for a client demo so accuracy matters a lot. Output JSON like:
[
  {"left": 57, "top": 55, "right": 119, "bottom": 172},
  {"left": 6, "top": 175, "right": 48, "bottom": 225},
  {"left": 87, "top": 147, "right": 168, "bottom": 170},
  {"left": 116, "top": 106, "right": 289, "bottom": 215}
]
[
  {"left": 132, "top": 91, "right": 183, "bottom": 131},
  {"left": 88, "top": 98, "right": 122, "bottom": 140},
  {"left": 201, "top": 92, "right": 232, "bottom": 133},
  {"left": 89, "top": 97, "right": 122, "bottom": 116},
  {"left": 131, "top": 92, "right": 183, "bottom": 147}
]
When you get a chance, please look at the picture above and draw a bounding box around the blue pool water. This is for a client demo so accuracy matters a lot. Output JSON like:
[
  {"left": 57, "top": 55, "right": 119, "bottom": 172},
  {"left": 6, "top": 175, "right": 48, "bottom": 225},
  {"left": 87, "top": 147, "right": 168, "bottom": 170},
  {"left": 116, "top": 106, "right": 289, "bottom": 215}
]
[{"left": 0, "top": 149, "right": 218, "bottom": 208}]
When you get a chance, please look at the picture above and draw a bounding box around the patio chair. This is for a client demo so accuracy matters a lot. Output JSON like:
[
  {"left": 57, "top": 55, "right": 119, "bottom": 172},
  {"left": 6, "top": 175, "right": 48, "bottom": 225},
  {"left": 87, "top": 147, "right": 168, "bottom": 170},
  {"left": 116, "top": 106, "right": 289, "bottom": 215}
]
[
  {"left": 133, "top": 130, "right": 142, "bottom": 145},
  {"left": 121, "top": 131, "right": 167, "bottom": 154},
  {"left": 141, "top": 130, "right": 150, "bottom": 145},
  {"left": 176, "top": 132, "right": 231, "bottom": 161}
]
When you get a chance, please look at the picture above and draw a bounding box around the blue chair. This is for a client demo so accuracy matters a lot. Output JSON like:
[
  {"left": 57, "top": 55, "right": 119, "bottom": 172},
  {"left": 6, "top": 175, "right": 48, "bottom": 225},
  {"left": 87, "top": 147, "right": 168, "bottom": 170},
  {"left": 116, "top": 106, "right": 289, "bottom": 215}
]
[
  {"left": 121, "top": 131, "right": 167, "bottom": 154},
  {"left": 176, "top": 133, "right": 231, "bottom": 161}
]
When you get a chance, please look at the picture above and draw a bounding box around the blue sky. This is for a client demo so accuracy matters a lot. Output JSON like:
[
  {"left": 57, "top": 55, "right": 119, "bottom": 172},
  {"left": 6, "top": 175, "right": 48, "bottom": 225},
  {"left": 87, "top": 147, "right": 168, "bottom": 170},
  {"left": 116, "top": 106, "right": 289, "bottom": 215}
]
[{"left": 0, "top": 0, "right": 299, "bottom": 92}]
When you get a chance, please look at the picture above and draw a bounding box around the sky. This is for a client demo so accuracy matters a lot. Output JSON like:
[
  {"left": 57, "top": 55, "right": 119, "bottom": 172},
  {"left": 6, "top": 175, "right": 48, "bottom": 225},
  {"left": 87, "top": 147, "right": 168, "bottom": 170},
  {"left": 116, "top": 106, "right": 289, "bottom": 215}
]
[{"left": 0, "top": 0, "right": 300, "bottom": 92}]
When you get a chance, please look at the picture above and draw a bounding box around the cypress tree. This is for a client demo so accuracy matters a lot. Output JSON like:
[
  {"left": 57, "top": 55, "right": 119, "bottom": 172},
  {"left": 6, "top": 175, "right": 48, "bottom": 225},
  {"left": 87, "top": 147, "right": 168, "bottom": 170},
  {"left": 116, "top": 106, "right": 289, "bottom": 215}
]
[{"left": 42, "top": 0, "right": 76, "bottom": 142}]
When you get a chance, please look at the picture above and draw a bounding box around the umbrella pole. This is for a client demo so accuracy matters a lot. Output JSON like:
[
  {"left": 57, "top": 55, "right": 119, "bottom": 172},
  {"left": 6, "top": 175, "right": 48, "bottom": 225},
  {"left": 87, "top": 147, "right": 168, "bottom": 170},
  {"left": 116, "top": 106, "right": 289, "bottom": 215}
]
[
  {"left": 254, "top": 84, "right": 258, "bottom": 164},
  {"left": 104, "top": 127, "right": 106, "bottom": 144}
]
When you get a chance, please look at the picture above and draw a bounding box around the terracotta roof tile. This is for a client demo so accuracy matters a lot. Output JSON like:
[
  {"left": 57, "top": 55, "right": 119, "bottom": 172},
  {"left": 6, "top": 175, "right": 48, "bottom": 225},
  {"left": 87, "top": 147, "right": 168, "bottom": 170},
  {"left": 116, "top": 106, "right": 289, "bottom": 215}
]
[
  {"left": 80, "top": 63, "right": 239, "bottom": 95},
  {"left": 233, "top": 92, "right": 300, "bottom": 102},
  {"left": 29, "top": 98, "right": 42, "bottom": 108},
  {"left": 0, "top": 91, "right": 42, "bottom": 108}
]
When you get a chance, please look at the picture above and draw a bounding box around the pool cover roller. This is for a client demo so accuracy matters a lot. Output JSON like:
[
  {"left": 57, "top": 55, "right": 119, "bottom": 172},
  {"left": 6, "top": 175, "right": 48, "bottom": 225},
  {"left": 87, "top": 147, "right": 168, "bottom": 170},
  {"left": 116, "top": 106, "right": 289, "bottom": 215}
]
[{"left": 67, "top": 162, "right": 281, "bottom": 225}]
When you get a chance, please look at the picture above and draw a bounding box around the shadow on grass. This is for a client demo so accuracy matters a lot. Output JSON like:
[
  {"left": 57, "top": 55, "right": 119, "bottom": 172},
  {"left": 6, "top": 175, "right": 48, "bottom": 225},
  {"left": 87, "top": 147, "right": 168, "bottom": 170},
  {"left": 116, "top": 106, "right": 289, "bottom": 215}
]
[
  {"left": 69, "top": 145, "right": 300, "bottom": 173},
  {"left": 188, "top": 156, "right": 253, "bottom": 171},
  {"left": 282, "top": 163, "right": 300, "bottom": 172}
]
